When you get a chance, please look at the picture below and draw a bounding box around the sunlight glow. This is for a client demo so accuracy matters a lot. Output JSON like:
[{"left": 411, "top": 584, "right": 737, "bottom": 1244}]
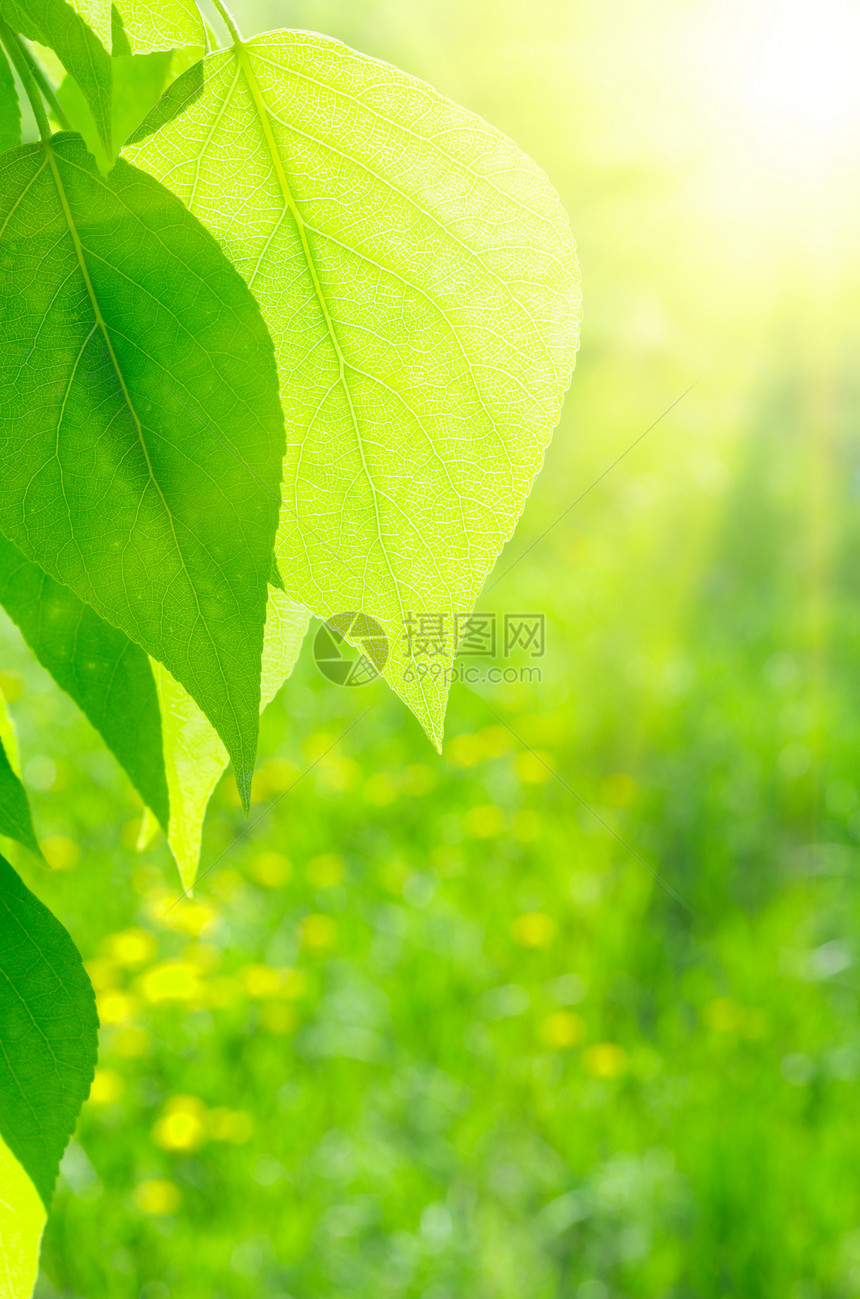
[{"left": 699, "top": 0, "right": 860, "bottom": 177}]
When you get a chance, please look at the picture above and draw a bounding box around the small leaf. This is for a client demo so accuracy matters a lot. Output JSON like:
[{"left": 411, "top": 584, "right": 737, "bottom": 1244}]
[
  {"left": 0, "top": 532, "right": 169, "bottom": 827},
  {"left": 0, "top": 137, "right": 285, "bottom": 805},
  {"left": 0, "top": 44, "right": 20, "bottom": 151},
  {"left": 0, "top": 0, "right": 113, "bottom": 149},
  {"left": 0, "top": 1134, "right": 46, "bottom": 1299},
  {"left": 0, "top": 716, "right": 40, "bottom": 858},
  {"left": 127, "top": 32, "right": 581, "bottom": 748},
  {"left": 112, "top": 0, "right": 203, "bottom": 56},
  {"left": 0, "top": 852, "right": 98, "bottom": 1208},
  {"left": 153, "top": 587, "right": 309, "bottom": 891}
]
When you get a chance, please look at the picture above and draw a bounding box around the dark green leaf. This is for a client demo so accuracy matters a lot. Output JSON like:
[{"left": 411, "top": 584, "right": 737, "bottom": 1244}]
[
  {"left": 0, "top": 532, "right": 169, "bottom": 827},
  {"left": 0, "top": 0, "right": 112, "bottom": 150},
  {"left": 0, "top": 43, "right": 20, "bottom": 150},
  {"left": 0, "top": 137, "right": 285, "bottom": 805},
  {"left": 0, "top": 732, "right": 39, "bottom": 857},
  {"left": 0, "top": 852, "right": 98, "bottom": 1208}
]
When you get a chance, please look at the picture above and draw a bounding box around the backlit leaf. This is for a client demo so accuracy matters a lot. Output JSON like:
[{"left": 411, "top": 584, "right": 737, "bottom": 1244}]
[
  {"left": 0, "top": 852, "right": 98, "bottom": 1208},
  {"left": 0, "top": 532, "right": 169, "bottom": 827},
  {"left": 112, "top": 0, "right": 203, "bottom": 56},
  {"left": 0, "top": 0, "right": 113, "bottom": 149},
  {"left": 128, "top": 31, "right": 580, "bottom": 748},
  {"left": 71, "top": 0, "right": 111, "bottom": 51},
  {"left": 53, "top": 46, "right": 201, "bottom": 171},
  {"left": 153, "top": 587, "right": 309, "bottom": 891},
  {"left": 0, "top": 1134, "right": 46, "bottom": 1299},
  {"left": 0, "top": 136, "right": 285, "bottom": 805}
]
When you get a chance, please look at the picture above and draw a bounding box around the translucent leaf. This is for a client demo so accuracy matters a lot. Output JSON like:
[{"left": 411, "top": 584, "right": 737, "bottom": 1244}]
[
  {"left": 127, "top": 31, "right": 581, "bottom": 748},
  {"left": 1, "top": 0, "right": 113, "bottom": 150},
  {"left": 0, "top": 716, "right": 39, "bottom": 859},
  {"left": 112, "top": 0, "right": 203, "bottom": 56},
  {"left": 152, "top": 587, "right": 309, "bottom": 891},
  {"left": 0, "top": 45, "right": 20, "bottom": 151},
  {"left": 0, "top": 1134, "right": 46, "bottom": 1299},
  {"left": 70, "top": 0, "right": 111, "bottom": 51},
  {"left": 0, "top": 853, "right": 98, "bottom": 1208},
  {"left": 0, "top": 532, "right": 169, "bottom": 827},
  {"left": 53, "top": 46, "right": 201, "bottom": 172},
  {"left": 0, "top": 137, "right": 285, "bottom": 806}
]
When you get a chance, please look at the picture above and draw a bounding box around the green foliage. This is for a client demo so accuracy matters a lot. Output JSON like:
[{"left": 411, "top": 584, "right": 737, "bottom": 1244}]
[
  {"left": 0, "top": 1132, "right": 46, "bottom": 1298},
  {"left": 0, "top": 852, "right": 98, "bottom": 1208},
  {"left": 0, "top": 730, "right": 39, "bottom": 856},
  {"left": 0, "top": 136, "right": 285, "bottom": 805},
  {"left": 112, "top": 0, "right": 203, "bottom": 56},
  {"left": 0, "top": 531, "right": 169, "bottom": 825},
  {"left": 0, "top": 0, "right": 578, "bottom": 1286},
  {"left": 154, "top": 587, "right": 308, "bottom": 890},
  {"left": 128, "top": 31, "right": 580, "bottom": 747},
  {"left": 54, "top": 47, "right": 201, "bottom": 170},
  {"left": 0, "top": 0, "right": 113, "bottom": 148}
]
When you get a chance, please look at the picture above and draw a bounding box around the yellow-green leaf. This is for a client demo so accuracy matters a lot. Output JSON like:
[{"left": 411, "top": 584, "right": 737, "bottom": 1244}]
[
  {"left": 0, "top": 1134, "right": 45, "bottom": 1299},
  {"left": 127, "top": 31, "right": 580, "bottom": 749},
  {"left": 112, "top": 0, "right": 203, "bottom": 56},
  {"left": 153, "top": 588, "right": 309, "bottom": 891}
]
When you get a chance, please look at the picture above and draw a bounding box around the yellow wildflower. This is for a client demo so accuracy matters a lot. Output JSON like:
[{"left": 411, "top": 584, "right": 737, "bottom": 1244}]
[
  {"left": 153, "top": 1096, "right": 207, "bottom": 1152},
  {"left": 101, "top": 928, "right": 157, "bottom": 968},
  {"left": 88, "top": 1069, "right": 124, "bottom": 1105},
  {"left": 539, "top": 1011, "right": 585, "bottom": 1049},
  {"left": 306, "top": 853, "right": 345, "bottom": 888},
  {"left": 582, "top": 1043, "right": 628, "bottom": 1079},
  {"left": 301, "top": 914, "right": 337, "bottom": 950},
  {"left": 135, "top": 1180, "right": 180, "bottom": 1216},
  {"left": 138, "top": 961, "right": 202, "bottom": 1004},
  {"left": 250, "top": 851, "right": 292, "bottom": 888},
  {"left": 513, "top": 912, "right": 557, "bottom": 948},
  {"left": 207, "top": 1109, "right": 254, "bottom": 1144}
]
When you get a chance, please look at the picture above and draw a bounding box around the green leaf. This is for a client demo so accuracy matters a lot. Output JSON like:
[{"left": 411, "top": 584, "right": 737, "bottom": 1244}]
[
  {"left": 0, "top": 44, "right": 20, "bottom": 151},
  {"left": 53, "top": 46, "right": 201, "bottom": 171},
  {"left": 112, "top": 0, "right": 203, "bottom": 56},
  {"left": 0, "top": 705, "right": 40, "bottom": 858},
  {"left": 0, "top": 1134, "right": 46, "bottom": 1299},
  {"left": 0, "top": 852, "right": 98, "bottom": 1208},
  {"left": 127, "top": 31, "right": 581, "bottom": 748},
  {"left": 0, "top": 136, "right": 285, "bottom": 806},
  {"left": 0, "top": 532, "right": 169, "bottom": 827},
  {"left": 70, "top": 0, "right": 111, "bottom": 51},
  {"left": 153, "top": 587, "right": 309, "bottom": 891},
  {"left": 0, "top": 0, "right": 113, "bottom": 150}
]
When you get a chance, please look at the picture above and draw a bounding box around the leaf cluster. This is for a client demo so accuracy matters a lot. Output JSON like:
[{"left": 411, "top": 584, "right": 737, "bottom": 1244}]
[{"left": 0, "top": 0, "right": 579, "bottom": 1286}]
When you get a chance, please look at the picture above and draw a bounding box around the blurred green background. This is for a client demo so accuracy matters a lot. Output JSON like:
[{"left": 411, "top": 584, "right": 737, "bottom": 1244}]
[{"left": 5, "top": 0, "right": 860, "bottom": 1294}]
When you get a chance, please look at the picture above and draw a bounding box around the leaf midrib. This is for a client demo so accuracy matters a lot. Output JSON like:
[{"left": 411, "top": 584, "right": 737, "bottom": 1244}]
[
  {"left": 233, "top": 41, "right": 436, "bottom": 730},
  {"left": 41, "top": 141, "right": 246, "bottom": 778}
]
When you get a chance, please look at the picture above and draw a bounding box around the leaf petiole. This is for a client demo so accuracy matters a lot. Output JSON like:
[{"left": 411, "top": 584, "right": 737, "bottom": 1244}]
[
  {"left": 21, "top": 41, "right": 71, "bottom": 131},
  {"left": 0, "top": 17, "right": 52, "bottom": 140},
  {"left": 207, "top": 0, "right": 243, "bottom": 47}
]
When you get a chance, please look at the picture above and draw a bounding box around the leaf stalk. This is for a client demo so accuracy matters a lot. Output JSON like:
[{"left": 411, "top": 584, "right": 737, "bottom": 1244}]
[
  {"left": 207, "top": 0, "right": 243, "bottom": 46},
  {"left": 0, "top": 18, "right": 52, "bottom": 141}
]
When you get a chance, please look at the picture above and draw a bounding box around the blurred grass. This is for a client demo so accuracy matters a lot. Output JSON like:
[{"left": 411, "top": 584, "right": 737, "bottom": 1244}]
[{"left": 2, "top": 0, "right": 860, "bottom": 1294}]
